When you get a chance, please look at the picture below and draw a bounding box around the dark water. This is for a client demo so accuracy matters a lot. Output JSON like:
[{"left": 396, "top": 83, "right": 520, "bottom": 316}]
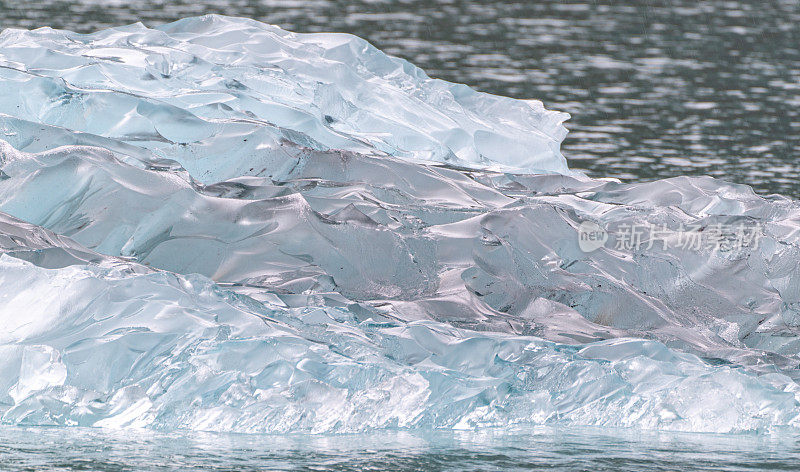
[
  {"left": 2, "top": 426, "right": 800, "bottom": 472},
  {"left": 1, "top": 0, "right": 798, "bottom": 196}
]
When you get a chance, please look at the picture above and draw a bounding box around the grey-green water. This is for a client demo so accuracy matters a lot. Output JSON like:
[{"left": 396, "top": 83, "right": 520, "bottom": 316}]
[
  {"left": 0, "top": 0, "right": 798, "bottom": 196},
  {"left": 2, "top": 426, "right": 800, "bottom": 472}
]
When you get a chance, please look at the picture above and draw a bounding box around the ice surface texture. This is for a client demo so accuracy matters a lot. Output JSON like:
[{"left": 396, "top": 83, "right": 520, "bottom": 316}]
[
  {"left": 0, "top": 15, "right": 570, "bottom": 179},
  {"left": 1, "top": 15, "right": 800, "bottom": 434}
]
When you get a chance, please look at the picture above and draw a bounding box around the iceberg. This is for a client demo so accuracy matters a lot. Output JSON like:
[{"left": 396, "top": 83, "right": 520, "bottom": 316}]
[{"left": 1, "top": 15, "right": 800, "bottom": 434}]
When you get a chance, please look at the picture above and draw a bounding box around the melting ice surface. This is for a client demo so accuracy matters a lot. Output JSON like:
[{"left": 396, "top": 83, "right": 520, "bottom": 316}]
[{"left": 0, "top": 15, "right": 800, "bottom": 435}]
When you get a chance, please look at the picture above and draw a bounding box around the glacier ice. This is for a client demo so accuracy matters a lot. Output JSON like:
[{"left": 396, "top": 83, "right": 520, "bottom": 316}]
[
  {"left": 1, "top": 252, "right": 799, "bottom": 434},
  {"left": 0, "top": 15, "right": 800, "bottom": 434},
  {"left": 0, "top": 15, "right": 570, "bottom": 180}
]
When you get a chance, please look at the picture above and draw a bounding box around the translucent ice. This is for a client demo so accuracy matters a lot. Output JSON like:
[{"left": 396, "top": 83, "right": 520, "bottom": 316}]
[
  {"left": 1, "top": 15, "right": 800, "bottom": 434},
  {"left": 0, "top": 15, "right": 570, "bottom": 180},
  {"left": 1, "top": 252, "right": 799, "bottom": 433}
]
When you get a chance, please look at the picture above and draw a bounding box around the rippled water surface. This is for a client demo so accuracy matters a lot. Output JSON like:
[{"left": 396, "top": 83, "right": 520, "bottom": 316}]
[
  {"left": 1, "top": 0, "right": 798, "bottom": 196},
  {"left": 2, "top": 426, "right": 800, "bottom": 472}
]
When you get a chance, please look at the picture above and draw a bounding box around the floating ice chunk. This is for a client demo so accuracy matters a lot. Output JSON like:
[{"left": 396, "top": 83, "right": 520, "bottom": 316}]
[{"left": 1, "top": 16, "right": 800, "bottom": 435}]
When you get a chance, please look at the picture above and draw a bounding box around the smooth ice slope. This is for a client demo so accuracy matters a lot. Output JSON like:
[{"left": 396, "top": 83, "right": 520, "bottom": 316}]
[
  {"left": 0, "top": 16, "right": 799, "bottom": 434},
  {"left": 0, "top": 15, "right": 570, "bottom": 180}
]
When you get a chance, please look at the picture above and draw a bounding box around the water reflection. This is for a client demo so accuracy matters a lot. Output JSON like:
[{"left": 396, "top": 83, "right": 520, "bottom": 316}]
[{"left": 2, "top": 425, "right": 799, "bottom": 471}]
